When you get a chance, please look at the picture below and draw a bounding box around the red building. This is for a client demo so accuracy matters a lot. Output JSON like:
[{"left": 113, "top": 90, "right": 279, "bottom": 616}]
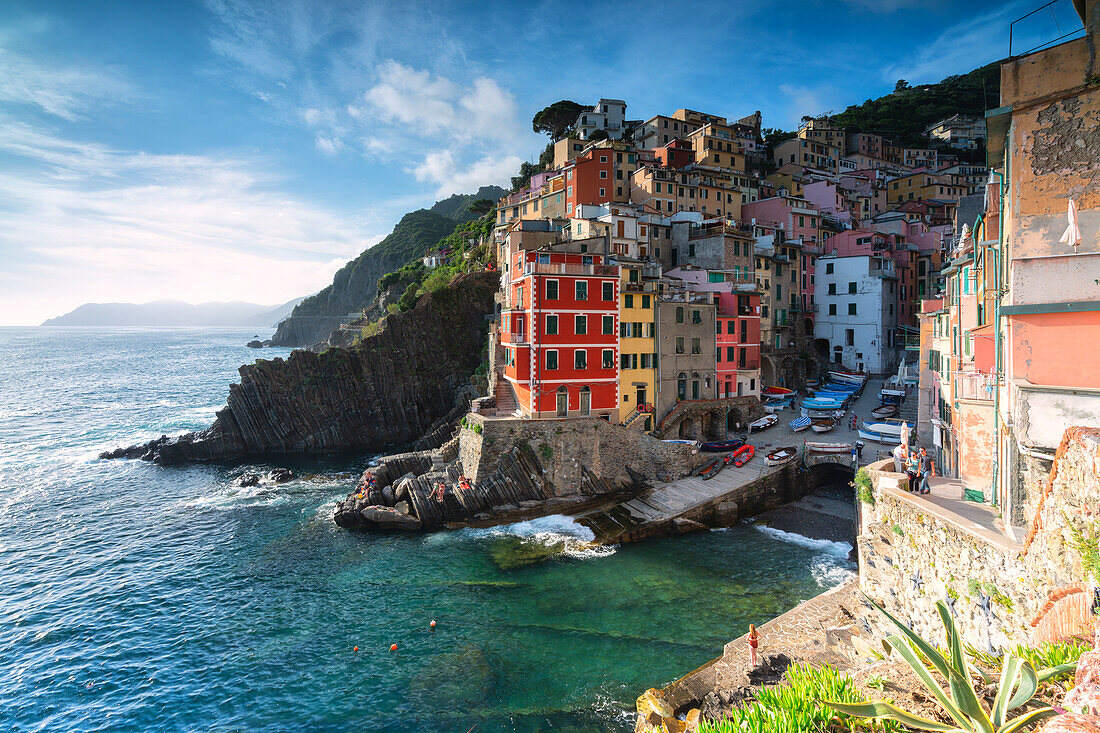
[
  {"left": 563, "top": 148, "right": 614, "bottom": 217},
  {"left": 501, "top": 249, "right": 620, "bottom": 418},
  {"left": 714, "top": 291, "right": 762, "bottom": 397}
]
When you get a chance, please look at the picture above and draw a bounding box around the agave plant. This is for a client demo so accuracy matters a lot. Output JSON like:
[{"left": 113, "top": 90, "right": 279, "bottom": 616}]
[{"left": 828, "top": 596, "right": 1078, "bottom": 732}]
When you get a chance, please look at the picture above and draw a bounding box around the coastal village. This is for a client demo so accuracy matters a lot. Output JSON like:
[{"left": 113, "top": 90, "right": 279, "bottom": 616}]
[{"left": 102, "top": 6, "right": 1100, "bottom": 732}]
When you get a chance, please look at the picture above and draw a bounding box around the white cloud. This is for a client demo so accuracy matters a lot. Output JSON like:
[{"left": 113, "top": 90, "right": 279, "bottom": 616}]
[
  {"left": 410, "top": 150, "right": 524, "bottom": 198},
  {"left": 0, "top": 121, "right": 383, "bottom": 325}
]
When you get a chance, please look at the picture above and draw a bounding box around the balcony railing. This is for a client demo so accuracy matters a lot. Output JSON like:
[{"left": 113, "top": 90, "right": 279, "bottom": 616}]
[
  {"left": 954, "top": 372, "right": 997, "bottom": 401},
  {"left": 737, "top": 360, "right": 760, "bottom": 369},
  {"left": 523, "top": 262, "right": 617, "bottom": 277}
]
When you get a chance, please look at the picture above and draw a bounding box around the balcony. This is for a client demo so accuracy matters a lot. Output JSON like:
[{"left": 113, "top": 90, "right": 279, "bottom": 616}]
[
  {"left": 955, "top": 372, "right": 997, "bottom": 402},
  {"left": 737, "top": 360, "right": 760, "bottom": 370},
  {"left": 524, "top": 262, "right": 617, "bottom": 277}
]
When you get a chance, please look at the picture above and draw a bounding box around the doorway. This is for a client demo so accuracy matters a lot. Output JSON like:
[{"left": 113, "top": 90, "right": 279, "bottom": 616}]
[
  {"left": 556, "top": 387, "right": 568, "bottom": 417},
  {"left": 635, "top": 386, "right": 646, "bottom": 410},
  {"left": 579, "top": 387, "right": 591, "bottom": 416}
]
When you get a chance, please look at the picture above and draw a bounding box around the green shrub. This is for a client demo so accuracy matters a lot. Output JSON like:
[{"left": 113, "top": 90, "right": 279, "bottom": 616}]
[
  {"left": 1067, "top": 515, "right": 1100, "bottom": 585},
  {"left": 854, "top": 468, "right": 875, "bottom": 506},
  {"left": 701, "top": 663, "right": 898, "bottom": 733},
  {"left": 538, "top": 443, "right": 553, "bottom": 460}
]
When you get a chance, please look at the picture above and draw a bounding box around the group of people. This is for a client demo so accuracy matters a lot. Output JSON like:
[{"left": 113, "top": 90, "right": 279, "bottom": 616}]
[{"left": 893, "top": 443, "right": 935, "bottom": 494}]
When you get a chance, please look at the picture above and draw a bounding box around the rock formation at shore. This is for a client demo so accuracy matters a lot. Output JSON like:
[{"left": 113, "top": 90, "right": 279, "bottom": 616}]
[{"left": 101, "top": 272, "right": 499, "bottom": 463}]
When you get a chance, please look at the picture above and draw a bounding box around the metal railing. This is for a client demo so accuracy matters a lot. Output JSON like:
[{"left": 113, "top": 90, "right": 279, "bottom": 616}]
[
  {"left": 954, "top": 372, "right": 997, "bottom": 401},
  {"left": 523, "top": 262, "right": 618, "bottom": 277}
]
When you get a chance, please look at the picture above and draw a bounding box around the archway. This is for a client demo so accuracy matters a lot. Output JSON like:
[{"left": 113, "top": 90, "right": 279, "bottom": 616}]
[
  {"left": 705, "top": 411, "right": 725, "bottom": 440},
  {"left": 804, "top": 318, "right": 815, "bottom": 337},
  {"left": 781, "top": 356, "right": 797, "bottom": 388},
  {"left": 761, "top": 355, "right": 777, "bottom": 388},
  {"left": 813, "top": 338, "right": 830, "bottom": 361},
  {"left": 678, "top": 418, "right": 697, "bottom": 439},
  {"left": 726, "top": 407, "right": 743, "bottom": 433}
]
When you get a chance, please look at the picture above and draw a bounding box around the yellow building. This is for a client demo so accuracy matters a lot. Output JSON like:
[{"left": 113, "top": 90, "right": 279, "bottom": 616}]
[
  {"left": 887, "top": 171, "right": 969, "bottom": 204},
  {"left": 617, "top": 259, "right": 660, "bottom": 430},
  {"left": 797, "top": 117, "right": 847, "bottom": 154},
  {"left": 684, "top": 122, "right": 747, "bottom": 172}
]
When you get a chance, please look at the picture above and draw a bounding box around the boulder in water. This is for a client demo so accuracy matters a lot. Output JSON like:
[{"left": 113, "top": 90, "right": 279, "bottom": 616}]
[
  {"left": 488, "top": 536, "right": 566, "bottom": 571},
  {"left": 266, "top": 468, "right": 295, "bottom": 483},
  {"left": 357, "top": 506, "right": 422, "bottom": 531},
  {"left": 236, "top": 473, "right": 260, "bottom": 487},
  {"left": 246, "top": 340, "right": 264, "bottom": 349},
  {"left": 381, "top": 485, "right": 395, "bottom": 506}
]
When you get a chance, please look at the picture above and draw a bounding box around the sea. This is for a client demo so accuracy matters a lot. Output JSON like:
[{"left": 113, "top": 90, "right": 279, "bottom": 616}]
[{"left": 0, "top": 327, "right": 854, "bottom": 732}]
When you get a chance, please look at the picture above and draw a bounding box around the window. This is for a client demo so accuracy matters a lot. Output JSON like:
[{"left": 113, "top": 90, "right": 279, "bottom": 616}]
[
  {"left": 691, "top": 337, "right": 701, "bottom": 354},
  {"left": 602, "top": 349, "right": 614, "bottom": 369},
  {"left": 825, "top": 262, "right": 834, "bottom": 274},
  {"left": 599, "top": 170, "right": 607, "bottom": 179},
  {"left": 575, "top": 281, "right": 588, "bottom": 300},
  {"left": 845, "top": 329, "right": 855, "bottom": 346},
  {"left": 716, "top": 319, "right": 723, "bottom": 334},
  {"left": 575, "top": 315, "right": 587, "bottom": 335},
  {"left": 574, "top": 350, "right": 587, "bottom": 369},
  {"left": 691, "top": 309, "right": 701, "bottom": 324},
  {"left": 848, "top": 303, "right": 857, "bottom": 315},
  {"left": 641, "top": 294, "right": 650, "bottom": 308},
  {"left": 677, "top": 373, "right": 686, "bottom": 400},
  {"left": 545, "top": 350, "right": 558, "bottom": 370},
  {"left": 829, "top": 303, "right": 837, "bottom": 315},
  {"left": 602, "top": 282, "right": 614, "bottom": 300},
  {"left": 646, "top": 322, "right": 655, "bottom": 338},
  {"left": 688, "top": 244, "right": 696, "bottom": 257},
  {"left": 828, "top": 283, "right": 837, "bottom": 295},
  {"left": 675, "top": 337, "right": 685, "bottom": 354},
  {"left": 546, "top": 280, "right": 558, "bottom": 300},
  {"left": 727, "top": 346, "right": 735, "bottom": 361},
  {"left": 624, "top": 293, "right": 633, "bottom": 308},
  {"left": 602, "top": 315, "right": 614, "bottom": 335},
  {"left": 545, "top": 315, "right": 558, "bottom": 335},
  {"left": 675, "top": 307, "right": 684, "bottom": 323},
  {"left": 641, "top": 353, "right": 652, "bottom": 369},
  {"left": 848, "top": 282, "right": 856, "bottom": 294}
]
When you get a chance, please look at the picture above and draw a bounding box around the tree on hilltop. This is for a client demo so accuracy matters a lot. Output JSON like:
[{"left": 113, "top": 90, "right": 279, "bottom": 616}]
[
  {"left": 468, "top": 199, "right": 494, "bottom": 216},
  {"left": 532, "top": 100, "right": 584, "bottom": 140}
]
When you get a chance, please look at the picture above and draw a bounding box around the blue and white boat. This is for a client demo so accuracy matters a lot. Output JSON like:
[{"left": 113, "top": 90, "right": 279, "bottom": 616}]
[
  {"left": 858, "top": 419, "right": 909, "bottom": 444},
  {"left": 764, "top": 397, "right": 793, "bottom": 413},
  {"left": 803, "top": 398, "right": 845, "bottom": 409},
  {"left": 789, "top": 416, "right": 812, "bottom": 433}
]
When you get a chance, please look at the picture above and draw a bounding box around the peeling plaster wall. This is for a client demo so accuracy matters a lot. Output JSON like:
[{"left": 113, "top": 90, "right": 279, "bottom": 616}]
[
  {"left": 957, "top": 401, "right": 995, "bottom": 494},
  {"left": 1011, "top": 383, "right": 1100, "bottom": 448}
]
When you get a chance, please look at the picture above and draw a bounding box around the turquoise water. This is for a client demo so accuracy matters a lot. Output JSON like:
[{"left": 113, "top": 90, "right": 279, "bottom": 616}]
[{"left": 0, "top": 327, "right": 853, "bottom": 731}]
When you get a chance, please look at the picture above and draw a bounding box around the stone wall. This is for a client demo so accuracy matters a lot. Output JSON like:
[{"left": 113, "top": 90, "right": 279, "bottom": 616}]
[
  {"left": 460, "top": 413, "right": 700, "bottom": 489},
  {"left": 859, "top": 427, "right": 1100, "bottom": 651}
]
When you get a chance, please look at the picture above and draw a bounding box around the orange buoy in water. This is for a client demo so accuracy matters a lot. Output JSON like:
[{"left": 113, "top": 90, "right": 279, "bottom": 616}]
[
  {"left": 353, "top": 646, "right": 359, "bottom": 652},
  {"left": 389, "top": 644, "right": 398, "bottom": 652},
  {"left": 430, "top": 619, "right": 437, "bottom": 629}
]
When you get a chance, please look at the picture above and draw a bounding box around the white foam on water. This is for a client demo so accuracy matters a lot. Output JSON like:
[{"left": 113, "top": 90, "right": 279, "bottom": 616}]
[
  {"left": 182, "top": 484, "right": 288, "bottom": 511},
  {"left": 752, "top": 524, "right": 852, "bottom": 560},
  {"left": 811, "top": 556, "right": 856, "bottom": 587},
  {"left": 464, "top": 514, "right": 618, "bottom": 560}
]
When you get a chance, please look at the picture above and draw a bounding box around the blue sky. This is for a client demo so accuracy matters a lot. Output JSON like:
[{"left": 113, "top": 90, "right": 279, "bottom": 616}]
[{"left": 0, "top": 0, "right": 1083, "bottom": 325}]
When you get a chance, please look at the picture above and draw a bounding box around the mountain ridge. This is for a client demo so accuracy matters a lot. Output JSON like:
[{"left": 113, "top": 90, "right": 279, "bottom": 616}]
[{"left": 41, "top": 297, "right": 305, "bottom": 328}]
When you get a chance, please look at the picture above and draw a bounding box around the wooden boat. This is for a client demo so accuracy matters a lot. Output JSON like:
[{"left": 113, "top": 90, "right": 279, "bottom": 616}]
[
  {"left": 880, "top": 388, "right": 905, "bottom": 403},
  {"left": 700, "top": 438, "right": 745, "bottom": 453},
  {"left": 763, "top": 399, "right": 792, "bottom": 413},
  {"left": 748, "top": 414, "right": 778, "bottom": 432},
  {"left": 870, "top": 403, "right": 899, "bottom": 419},
  {"left": 729, "top": 444, "right": 755, "bottom": 467},
  {"left": 805, "top": 378, "right": 819, "bottom": 388},
  {"left": 810, "top": 418, "right": 836, "bottom": 433},
  {"left": 764, "top": 447, "right": 799, "bottom": 467},
  {"left": 699, "top": 456, "right": 726, "bottom": 479},
  {"left": 804, "top": 441, "right": 854, "bottom": 454},
  {"left": 828, "top": 370, "right": 868, "bottom": 385},
  {"left": 803, "top": 398, "right": 845, "bottom": 410},
  {"left": 802, "top": 407, "right": 846, "bottom": 419},
  {"left": 661, "top": 439, "right": 699, "bottom": 446},
  {"left": 789, "top": 417, "right": 812, "bottom": 433},
  {"left": 762, "top": 386, "right": 794, "bottom": 397}
]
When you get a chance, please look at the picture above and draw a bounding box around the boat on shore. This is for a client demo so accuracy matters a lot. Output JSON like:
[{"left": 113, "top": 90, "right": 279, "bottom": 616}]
[
  {"left": 700, "top": 455, "right": 727, "bottom": 479},
  {"left": 828, "top": 370, "right": 868, "bottom": 385},
  {"left": 764, "top": 447, "right": 798, "bottom": 467},
  {"left": 763, "top": 398, "right": 793, "bottom": 413},
  {"left": 810, "top": 418, "right": 836, "bottom": 433},
  {"left": 858, "top": 419, "right": 909, "bottom": 444},
  {"left": 790, "top": 416, "right": 812, "bottom": 433},
  {"left": 804, "top": 441, "right": 853, "bottom": 454},
  {"left": 802, "top": 407, "right": 846, "bottom": 419},
  {"left": 762, "top": 386, "right": 794, "bottom": 398},
  {"left": 730, "top": 444, "right": 755, "bottom": 466},
  {"left": 700, "top": 438, "right": 745, "bottom": 453},
  {"left": 748, "top": 414, "right": 778, "bottom": 432},
  {"left": 870, "top": 403, "right": 898, "bottom": 419}
]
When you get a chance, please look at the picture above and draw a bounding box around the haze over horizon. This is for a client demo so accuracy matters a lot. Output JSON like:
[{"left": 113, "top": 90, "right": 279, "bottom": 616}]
[{"left": 0, "top": 0, "right": 1080, "bottom": 326}]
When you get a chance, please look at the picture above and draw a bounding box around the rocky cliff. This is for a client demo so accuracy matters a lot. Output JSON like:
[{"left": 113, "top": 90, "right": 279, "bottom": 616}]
[
  {"left": 270, "top": 186, "right": 504, "bottom": 347},
  {"left": 102, "top": 272, "right": 499, "bottom": 463}
]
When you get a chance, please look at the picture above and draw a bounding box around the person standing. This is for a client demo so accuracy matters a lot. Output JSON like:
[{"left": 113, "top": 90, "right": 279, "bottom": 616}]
[
  {"left": 905, "top": 449, "right": 920, "bottom": 492},
  {"left": 918, "top": 447, "right": 935, "bottom": 494}
]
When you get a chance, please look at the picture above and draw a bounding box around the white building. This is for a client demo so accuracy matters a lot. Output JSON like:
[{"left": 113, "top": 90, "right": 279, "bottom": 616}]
[
  {"left": 925, "top": 114, "right": 987, "bottom": 150},
  {"left": 575, "top": 99, "right": 628, "bottom": 140},
  {"left": 814, "top": 254, "right": 899, "bottom": 375}
]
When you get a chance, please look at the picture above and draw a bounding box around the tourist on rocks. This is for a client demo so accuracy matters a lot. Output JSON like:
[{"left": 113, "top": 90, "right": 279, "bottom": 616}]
[
  {"left": 430, "top": 482, "right": 447, "bottom": 502},
  {"left": 917, "top": 447, "right": 935, "bottom": 495}
]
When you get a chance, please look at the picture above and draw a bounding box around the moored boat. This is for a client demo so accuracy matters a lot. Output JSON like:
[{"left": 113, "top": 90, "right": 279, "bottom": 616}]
[
  {"left": 763, "top": 398, "right": 792, "bottom": 413},
  {"left": 762, "top": 386, "right": 794, "bottom": 397},
  {"left": 857, "top": 419, "right": 909, "bottom": 444},
  {"left": 700, "top": 455, "right": 727, "bottom": 479},
  {"left": 810, "top": 418, "right": 835, "bottom": 433},
  {"left": 789, "top": 416, "right": 812, "bottom": 433},
  {"left": 764, "top": 446, "right": 798, "bottom": 467},
  {"left": 748, "top": 414, "right": 778, "bottom": 432},
  {"left": 700, "top": 438, "right": 745, "bottom": 452}
]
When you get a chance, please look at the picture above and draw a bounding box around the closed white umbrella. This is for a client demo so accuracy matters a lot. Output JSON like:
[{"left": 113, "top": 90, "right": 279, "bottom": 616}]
[{"left": 1059, "top": 199, "right": 1081, "bottom": 252}]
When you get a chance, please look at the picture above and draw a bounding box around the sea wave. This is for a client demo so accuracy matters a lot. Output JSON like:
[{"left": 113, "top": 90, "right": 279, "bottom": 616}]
[
  {"left": 466, "top": 515, "right": 618, "bottom": 560},
  {"left": 751, "top": 524, "right": 852, "bottom": 560}
]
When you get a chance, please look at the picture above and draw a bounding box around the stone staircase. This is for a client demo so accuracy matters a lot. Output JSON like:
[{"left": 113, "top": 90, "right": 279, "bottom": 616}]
[{"left": 492, "top": 372, "right": 518, "bottom": 416}]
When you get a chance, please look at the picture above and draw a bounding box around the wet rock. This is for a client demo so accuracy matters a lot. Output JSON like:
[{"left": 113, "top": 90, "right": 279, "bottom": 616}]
[
  {"left": 488, "top": 536, "right": 567, "bottom": 571},
  {"left": 672, "top": 518, "right": 707, "bottom": 534},
  {"left": 394, "top": 501, "right": 411, "bottom": 516},
  {"left": 266, "top": 468, "right": 295, "bottom": 483},
  {"left": 715, "top": 500, "right": 739, "bottom": 526},
  {"left": 381, "top": 486, "right": 395, "bottom": 506},
  {"left": 246, "top": 340, "right": 264, "bottom": 348},
  {"left": 236, "top": 473, "right": 260, "bottom": 487},
  {"left": 356, "top": 506, "right": 422, "bottom": 531}
]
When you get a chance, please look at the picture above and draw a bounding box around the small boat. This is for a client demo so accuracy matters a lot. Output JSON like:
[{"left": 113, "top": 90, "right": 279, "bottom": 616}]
[
  {"left": 811, "top": 418, "right": 836, "bottom": 433},
  {"left": 730, "top": 444, "right": 755, "bottom": 467},
  {"left": 762, "top": 386, "right": 794, "bottom": 397},
  {"left": 700, "top": 438, "right": 745, "bottom": 453},
  {"left": 765, "top": 447, "right": 799, "bottom": 467},
  {"left": 790, "top": 417, "right": 812, "bottom": 433},
  {"left": 749, "top": 414, "right": 778, "bottom": 432},
  {"left": 880, "top": 388, "right": 905, "bottom": 402},
  {"left": 764, "top": 399, "right": 792, "bottom": 413},
  {"left": 699, "top": 456, "right": 726, "bottom": 480},
  {"left": 803, "top": 399, "right": 845, "bottom": 410},
  {"left": 858, "top": 419, "right": 909, "bottom": 444},
  {"left": 829, "top": 370, "right": 868, "bottom": 385},
  {"left": 802, "top": 407, "right": 845, "bottom": 419},
  {"left": 870, "top": 403, "right": 899, "bottom": 419},
  {"left": 661, "top": 439, "right": 699, "bottom": 446},
  {"left": 805, "top": 379, "right": 819, "bottom": 388},
  {"left": 804, "top": 441, "right": 853, "bottom": 454}
]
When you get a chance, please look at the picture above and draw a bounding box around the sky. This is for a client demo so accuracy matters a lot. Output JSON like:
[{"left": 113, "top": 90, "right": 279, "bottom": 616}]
[{"left": 0, "top": 0, "right": 1084, "bottom": 325}]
